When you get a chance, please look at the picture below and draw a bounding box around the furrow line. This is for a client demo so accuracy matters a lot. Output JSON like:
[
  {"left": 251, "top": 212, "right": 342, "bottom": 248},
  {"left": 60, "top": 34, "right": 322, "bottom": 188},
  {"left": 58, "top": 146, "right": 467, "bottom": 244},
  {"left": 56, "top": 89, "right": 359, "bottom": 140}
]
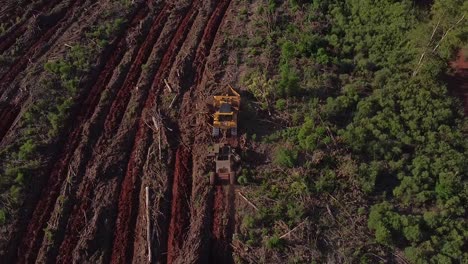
[
  {"left": 12, "top": 3, "right": 152, "bottom": 263},
  {"left": 164, "top": 0, "right": 231, "bottom": 262},
  {"left": 110, "top": 1, "right": 201, "bottom": 262},
  {"left": 55, "top": 3, "right": 181, "bottom": 263},
  {"left": 101, "top": 4, "right": 171, "bottom": 139}
]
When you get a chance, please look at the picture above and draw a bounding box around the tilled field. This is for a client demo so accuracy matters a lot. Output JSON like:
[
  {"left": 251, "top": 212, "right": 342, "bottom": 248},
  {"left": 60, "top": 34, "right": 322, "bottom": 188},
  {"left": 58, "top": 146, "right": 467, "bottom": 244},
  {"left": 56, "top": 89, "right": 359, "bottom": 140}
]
[{"left": 0, "top": 0, "right": 239, "bottom": 263}]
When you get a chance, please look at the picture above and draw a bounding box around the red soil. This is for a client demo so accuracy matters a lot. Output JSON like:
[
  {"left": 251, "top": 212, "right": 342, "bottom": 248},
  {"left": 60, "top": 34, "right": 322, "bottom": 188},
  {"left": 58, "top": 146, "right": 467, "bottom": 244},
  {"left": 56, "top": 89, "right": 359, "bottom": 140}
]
[
  {"left": 102, "top": 4, "right": 171, "bottom": 138},
  {"left": 110, "top": 2, "right": 201, "bottom": 263},
  {"left": 55, "top": 4, "right": 167, "bottom": 262},
  {"left": 163, "top": 0, "right": 231, "bottom": 262},
  {"left": 192, "top": 0, "right": 231, "bottom": 87},
  {"left": 15, "top": 4, "right": 150, "bottom": 263},
  {"left": 166, "top": 146, "right": 192, "bottom": 264},
  {"left": 449, "top": 50, "right": 468, "bottom": 115},
  {"left": 5, "top": 0, "right": 236, "bottom": 262},
  {"left": 209, "top": 180, "right": 236, "bottom": 264},
  {"left": 211, "top": 185, "right": 233, "bottom": 264}
]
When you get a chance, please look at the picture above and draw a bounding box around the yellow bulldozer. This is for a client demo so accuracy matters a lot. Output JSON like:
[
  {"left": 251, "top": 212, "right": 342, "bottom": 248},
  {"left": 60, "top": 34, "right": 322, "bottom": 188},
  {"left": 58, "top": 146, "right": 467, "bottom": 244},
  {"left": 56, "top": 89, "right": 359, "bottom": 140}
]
[
  {"left": 208, "top": 85, "right": 241, "bottom": 185},
  {"left": 212, "top": 85, "right": 240, "bottom": 138}
]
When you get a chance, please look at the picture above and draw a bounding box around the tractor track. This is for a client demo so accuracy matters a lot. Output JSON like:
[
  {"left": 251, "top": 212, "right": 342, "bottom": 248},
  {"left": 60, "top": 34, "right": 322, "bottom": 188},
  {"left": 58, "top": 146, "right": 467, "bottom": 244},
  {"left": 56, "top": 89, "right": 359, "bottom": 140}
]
[
  {"left": 211, "top": 185, "right": 235, "bottom": 264},
  {"left": 0, "top": 0, "right": 81, "bottom": 97},
  {"left": 11, "top": 3, "right": 152, "bottom": 263},
  {"left": 166, "top": 146, "right": 193, "bottom": 264},
  {"left": 211, "top": 186, "right": 226, "bottom": 263},
  {"left": 109, "top": 1, "right": 203, "bottom": 262},
  {"left": 164, "top": 0, "right": 231, "bottom": 262}
]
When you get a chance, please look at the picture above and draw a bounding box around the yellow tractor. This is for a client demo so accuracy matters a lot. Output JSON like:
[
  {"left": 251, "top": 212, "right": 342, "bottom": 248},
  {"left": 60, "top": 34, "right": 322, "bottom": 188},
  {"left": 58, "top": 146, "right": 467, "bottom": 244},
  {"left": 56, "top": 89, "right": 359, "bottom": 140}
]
[
  {"left": 212, "top": 85, "right": 240, "bottom": 138},
  {"left": 208, "top": 85, "right": 241, "bottom": 185}
]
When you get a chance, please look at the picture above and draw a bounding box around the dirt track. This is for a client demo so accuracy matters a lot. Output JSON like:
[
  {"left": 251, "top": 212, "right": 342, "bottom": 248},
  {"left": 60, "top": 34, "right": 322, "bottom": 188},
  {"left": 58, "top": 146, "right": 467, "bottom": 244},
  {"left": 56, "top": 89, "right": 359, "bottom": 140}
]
[
  {"left": 1, "top": 0, "right": 236, "bottom": 262},
  {"left": 449, "top": 50, "right": 468, "bottom": 115}
]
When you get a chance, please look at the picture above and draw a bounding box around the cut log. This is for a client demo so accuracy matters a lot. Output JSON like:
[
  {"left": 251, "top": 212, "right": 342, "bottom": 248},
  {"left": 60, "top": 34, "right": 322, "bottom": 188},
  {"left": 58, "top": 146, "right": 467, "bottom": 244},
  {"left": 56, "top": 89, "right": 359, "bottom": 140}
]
[
  {"left": 164, "top": 78, "right": 173, "bottom": 93},
  {"left": 146, "top": 187, "right": 151, "bottom": 263}
]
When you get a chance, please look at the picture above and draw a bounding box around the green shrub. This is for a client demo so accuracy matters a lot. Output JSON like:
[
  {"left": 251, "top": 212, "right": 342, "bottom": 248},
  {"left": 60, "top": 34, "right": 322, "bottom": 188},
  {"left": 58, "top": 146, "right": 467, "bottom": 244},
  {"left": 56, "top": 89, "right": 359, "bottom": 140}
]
[
  {"left": 274, "top": 147, "right": 298, "bottom": 168},
  {"left": 242, "top": 215, "right": 255, "bottom": 229},
  {"left": 266, "top": 235, "right": 284, "bottom": 249},
  {"left": 314, "top": 170, "right": 337, "bottom": 193},
  {"left": 278, "top": 63, "right": 300, "bottom": 97},
  {"left": 275, "top": 98, "right": 287, "bottom": 111},
  {"left": 18, "top": 139, "right": 36, "bottom": 160},
  {"left": 237, "top": 168, "right": 252, "bottom": 185}
]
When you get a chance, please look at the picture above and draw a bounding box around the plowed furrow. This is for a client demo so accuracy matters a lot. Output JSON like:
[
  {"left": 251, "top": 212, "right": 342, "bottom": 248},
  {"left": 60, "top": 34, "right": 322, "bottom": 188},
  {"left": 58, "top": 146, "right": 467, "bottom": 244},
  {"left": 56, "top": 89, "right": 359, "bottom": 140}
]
[
  {"left": 211, "top": 186, "right": 226, "bottom": 263},
  {"left": 205, "top": 3, "right": 234, "bottom": 262},
  {"left": 166, "top": 146, "right": 193, "bottom": 264},
  {"left": 13, "top": 4, "right": 151, "bottom": 263},
  {"left": 56, "top": 4, "right": 188, "bottom": 262},
  {"left": 164, "top": 0, "right": 231, "bottom": 262},
  {"left": 0, "top": 0, "right": 63, "bottom": 53},
  {"left": 192, "top": 0, "right": 231, "bottom": 86},
  {"left": 0, "top": 0, "right": 80, "bottom": 97},
  {"left": 101, "top": 4, "right": 171, "bottom": 139},
  {"left": 0, "top": 26, "right": 28, "bottom": 54},
  {"left": 110, "top": 2, "right": 201, "bottom": 262},
  {"left": 211, "top": 185, "right": 235, "bottom": 264}
]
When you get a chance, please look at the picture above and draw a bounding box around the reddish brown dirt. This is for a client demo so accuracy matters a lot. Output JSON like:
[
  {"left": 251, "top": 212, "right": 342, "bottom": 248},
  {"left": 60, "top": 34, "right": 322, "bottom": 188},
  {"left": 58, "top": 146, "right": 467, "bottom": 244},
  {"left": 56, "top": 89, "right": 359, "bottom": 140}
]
[
  {"left": 55, "top": 4, "right": 172, "bottom": 262},
  {"left": 57, "top": 3, "right": 189, "bottom": 260},
  {"left": 102, "top": 4, "right": 171, "bottom": 139},
  {"left": 162, "top": 0, "right": 230, "bottom": 263},
  {"left": 166, "top": 146, "right": 193, "bottom": 264},
  {"left": 211, "top": 185, "right": 233, "bottom": 264},
  {"left": 210, "top": 185, "right": 236, "bottom": 264},
  {"left": 3, "top": 0, "right": 237, "bottom": 262},
  {"left": 448, "top": 50, "right": 468, "bottom": 115},
  {"left": 13, "top": 4, "right": 151, "bottom": 263},
  {"left": 192, "top": 0, "right": 231, "bottom": 86},
  {"left": 110, "top": 2, "right": 201, "bottom": 263},
  {"left": 0, "top": 0, "right": 82, "bottom": 97}
]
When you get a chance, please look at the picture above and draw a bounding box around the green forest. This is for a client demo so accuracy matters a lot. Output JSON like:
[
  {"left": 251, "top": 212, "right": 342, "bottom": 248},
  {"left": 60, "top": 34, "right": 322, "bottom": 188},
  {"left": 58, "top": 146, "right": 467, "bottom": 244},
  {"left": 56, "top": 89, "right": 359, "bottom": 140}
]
[{"left": 235, "top": 0, "right": 468, "bottom": 263}]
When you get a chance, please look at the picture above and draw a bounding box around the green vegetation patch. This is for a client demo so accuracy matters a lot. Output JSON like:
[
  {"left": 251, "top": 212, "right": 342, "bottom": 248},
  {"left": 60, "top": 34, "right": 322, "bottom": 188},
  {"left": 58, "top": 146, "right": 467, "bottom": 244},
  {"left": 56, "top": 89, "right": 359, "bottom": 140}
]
[{"left": 235, "top": 0, "right": 468, "bottom": 262}]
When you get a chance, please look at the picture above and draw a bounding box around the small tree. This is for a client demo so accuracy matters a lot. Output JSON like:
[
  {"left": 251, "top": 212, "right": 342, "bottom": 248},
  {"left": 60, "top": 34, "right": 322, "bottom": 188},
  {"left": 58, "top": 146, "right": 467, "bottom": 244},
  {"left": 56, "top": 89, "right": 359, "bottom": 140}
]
[{"left": 274, "top": 147, "right": 298, "bottom": 168}]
